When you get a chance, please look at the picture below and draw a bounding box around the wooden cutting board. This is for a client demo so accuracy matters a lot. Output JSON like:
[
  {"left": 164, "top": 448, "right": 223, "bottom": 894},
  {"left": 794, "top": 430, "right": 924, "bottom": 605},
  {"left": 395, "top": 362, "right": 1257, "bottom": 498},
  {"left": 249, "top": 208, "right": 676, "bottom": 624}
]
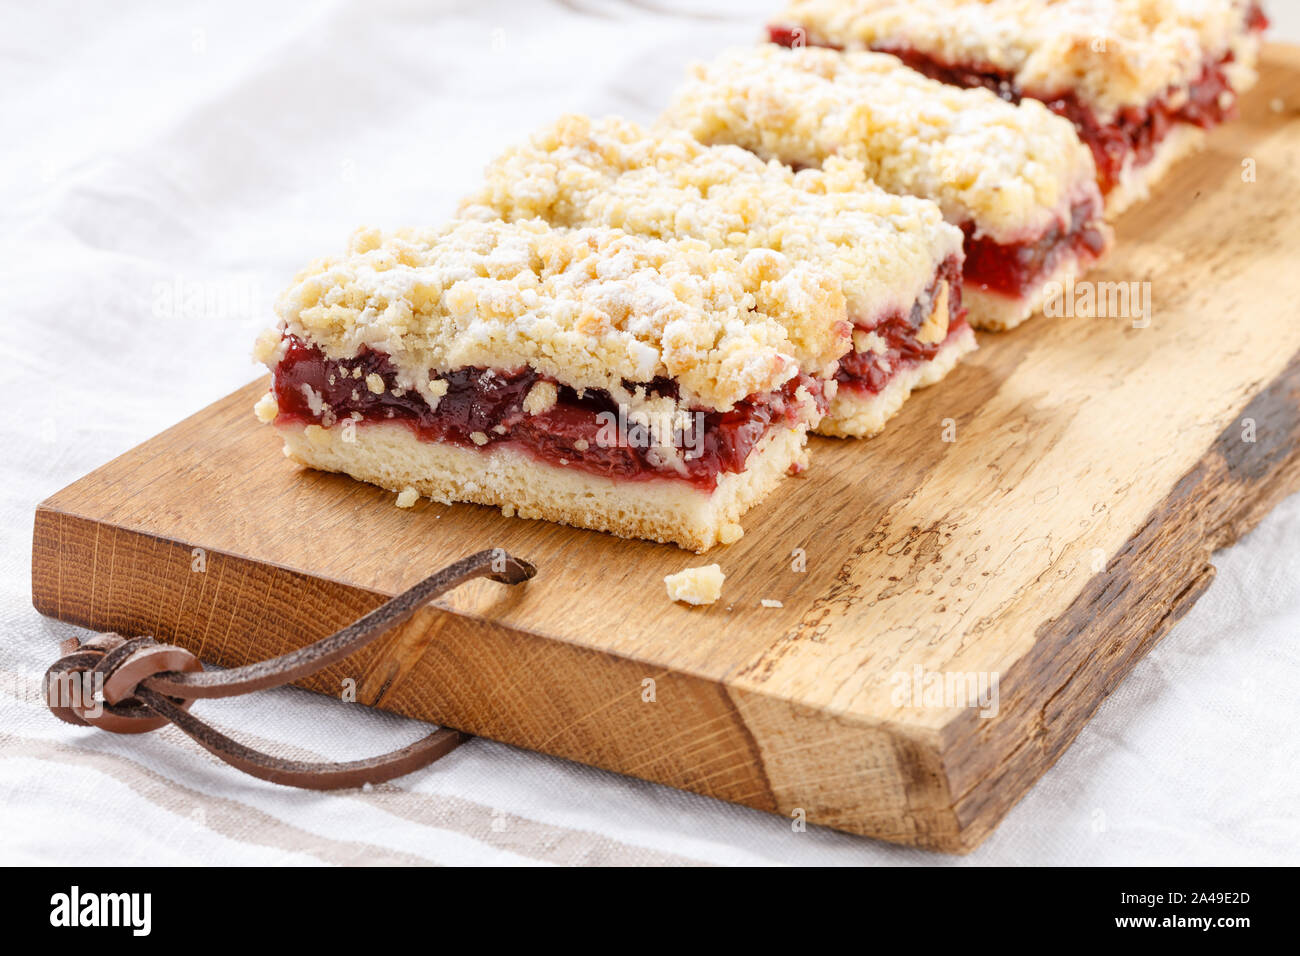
[{"left": 31, "top": 47, "right": 1300, "bottom": 852}]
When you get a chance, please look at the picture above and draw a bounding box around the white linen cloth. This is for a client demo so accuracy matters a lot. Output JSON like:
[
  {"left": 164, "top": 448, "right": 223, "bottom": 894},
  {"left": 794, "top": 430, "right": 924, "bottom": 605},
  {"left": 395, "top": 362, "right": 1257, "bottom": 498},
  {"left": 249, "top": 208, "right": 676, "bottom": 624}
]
[{"left": 1, "top": 0, "right": 1297, "bottom": 866}]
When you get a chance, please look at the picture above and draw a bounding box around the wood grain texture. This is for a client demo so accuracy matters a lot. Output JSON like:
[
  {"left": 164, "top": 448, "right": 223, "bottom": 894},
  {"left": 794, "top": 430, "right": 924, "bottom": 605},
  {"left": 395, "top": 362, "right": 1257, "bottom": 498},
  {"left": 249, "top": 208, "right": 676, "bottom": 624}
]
[{"left": 30, "top": 48, "right": 1300, "bottom": 851}]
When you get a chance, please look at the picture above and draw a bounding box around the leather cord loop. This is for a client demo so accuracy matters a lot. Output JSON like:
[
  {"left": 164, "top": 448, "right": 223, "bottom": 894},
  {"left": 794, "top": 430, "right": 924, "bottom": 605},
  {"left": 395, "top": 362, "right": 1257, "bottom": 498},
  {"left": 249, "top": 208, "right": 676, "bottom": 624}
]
[{"left": 42, "top": 549, "right": 535, "bottom": 790}]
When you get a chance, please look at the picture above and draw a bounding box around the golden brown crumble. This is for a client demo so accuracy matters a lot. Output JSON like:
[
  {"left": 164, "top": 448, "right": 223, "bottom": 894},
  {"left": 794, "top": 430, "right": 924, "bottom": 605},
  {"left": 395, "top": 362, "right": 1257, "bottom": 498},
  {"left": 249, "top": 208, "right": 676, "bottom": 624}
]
[
  {"left": 268, "top": 219, "right": 851, "bottom": 413},
  {"left": 663, "top": 47, "right": 1100, "bottom": 243},
  {"left": 461, "top": 113, "right": 962, "bottom": 321},
  {"left": 770, "top": 0, "right": 1261, "bottom": 117}
]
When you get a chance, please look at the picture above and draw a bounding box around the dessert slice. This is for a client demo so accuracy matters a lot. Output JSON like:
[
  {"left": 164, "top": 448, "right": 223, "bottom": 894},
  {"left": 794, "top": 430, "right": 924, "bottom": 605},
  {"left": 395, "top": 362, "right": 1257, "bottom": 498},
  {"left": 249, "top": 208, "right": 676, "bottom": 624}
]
[
  {"left": 663, "top": 45, "right": 1111, "bottom": 332},
  {"left": 460, "top": 114, "right": 972, "bottom": 437},
  {"left": 254, "top": 220, "right": 851, "bottom": 552},
  {"left": 768, "top": 0, "right": 1269, "bottom": 217}
]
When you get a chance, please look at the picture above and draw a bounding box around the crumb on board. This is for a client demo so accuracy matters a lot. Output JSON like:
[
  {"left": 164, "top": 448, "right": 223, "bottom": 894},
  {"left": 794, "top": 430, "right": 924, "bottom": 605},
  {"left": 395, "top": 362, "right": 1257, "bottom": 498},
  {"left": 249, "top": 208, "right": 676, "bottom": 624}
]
[
  {"left": 665, "top": 564, "right": 725, "bottom": 606},
  {"left": 760, "top": 599, "right": 784, "bottom": 608},
  {"left": 395, "top": 486, "right": 419, "bottom": 508}
]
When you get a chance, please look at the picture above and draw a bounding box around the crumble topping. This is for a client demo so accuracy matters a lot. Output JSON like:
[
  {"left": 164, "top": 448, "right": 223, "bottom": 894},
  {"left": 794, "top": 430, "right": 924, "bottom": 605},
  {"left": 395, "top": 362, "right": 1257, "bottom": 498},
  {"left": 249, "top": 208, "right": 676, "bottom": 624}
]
[
  {"left": 461, "top": 113, "right": 962, "bottom": 323},
  {"left": 268, "top": 219, "right": 851, "bottom": 413},
  {"left": 770, "top": 0, "right": 1262, "bottom": 117},
  {"left": 522, "top": 380, "right": 559, "bottom": 416},
  {"left": 664, "top": 46, "right": 1099, "bottom": 243},
  {"left": 853, "top": 329, "right": 887, "bottom": 354},
  {"left": 253, "top": 328, "right": 287, "bottom": 366},
  {"left": 253, "top": 391, "right": 279, "bottom": 424},
  {"left": 665, "top": 564, "right": 726, "bottom": 605},
  {"left": 718, "top": 522, "right": 744, "bottom": 544}
]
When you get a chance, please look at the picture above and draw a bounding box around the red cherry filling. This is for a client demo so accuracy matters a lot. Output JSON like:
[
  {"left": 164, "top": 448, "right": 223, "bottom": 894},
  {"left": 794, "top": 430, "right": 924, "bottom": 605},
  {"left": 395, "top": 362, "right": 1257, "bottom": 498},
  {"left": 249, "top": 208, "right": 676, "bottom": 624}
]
[
  {"left": 271, "top": 336, "right": 827, "bottom": 491},
  {"left": 963, "top": 199, "right": 1109, "bottom": 298},
  {"left": 835, "top": 256, "right": 967, "bottom": 396}
]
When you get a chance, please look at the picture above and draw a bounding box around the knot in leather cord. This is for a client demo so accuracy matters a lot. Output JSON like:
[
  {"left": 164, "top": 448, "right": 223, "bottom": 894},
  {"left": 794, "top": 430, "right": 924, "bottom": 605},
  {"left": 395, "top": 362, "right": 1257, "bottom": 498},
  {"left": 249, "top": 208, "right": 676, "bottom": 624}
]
[
  {"left": 45, "top": 633, "right": 203, "bottom": 734},
  {"left": 42, "top": 549, "right": 535, "bottom": 790}
]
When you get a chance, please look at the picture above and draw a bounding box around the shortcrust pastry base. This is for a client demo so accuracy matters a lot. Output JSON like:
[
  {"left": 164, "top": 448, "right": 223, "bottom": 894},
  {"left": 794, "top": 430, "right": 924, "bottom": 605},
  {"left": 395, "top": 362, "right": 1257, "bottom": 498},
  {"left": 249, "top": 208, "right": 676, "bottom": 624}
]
[
  {"left": 817, "top": 324, "right": 977, "bottom": 438},
  {"left": 279, "top": 421, "right": 810, "bottom": 553}
]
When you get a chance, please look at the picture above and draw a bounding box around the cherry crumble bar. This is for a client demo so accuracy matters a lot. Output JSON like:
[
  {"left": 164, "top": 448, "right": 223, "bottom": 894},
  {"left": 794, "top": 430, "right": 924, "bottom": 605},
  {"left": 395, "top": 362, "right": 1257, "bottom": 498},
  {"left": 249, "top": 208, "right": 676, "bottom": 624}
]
[
  {"left": 250, "top": 3, "right": 1267, "bottom": 551},
  {"left": 253, "top": 219, "right": 851, "bottom": 552},
  {"left": 460, "top": 114, "right": 973, "bottom": 437},
  {"left": 662, "top": 46, "right": 1112, "bottom": 332},
  {"left": 767, "top": 0, "right": 1269, "bottom": 217}
]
